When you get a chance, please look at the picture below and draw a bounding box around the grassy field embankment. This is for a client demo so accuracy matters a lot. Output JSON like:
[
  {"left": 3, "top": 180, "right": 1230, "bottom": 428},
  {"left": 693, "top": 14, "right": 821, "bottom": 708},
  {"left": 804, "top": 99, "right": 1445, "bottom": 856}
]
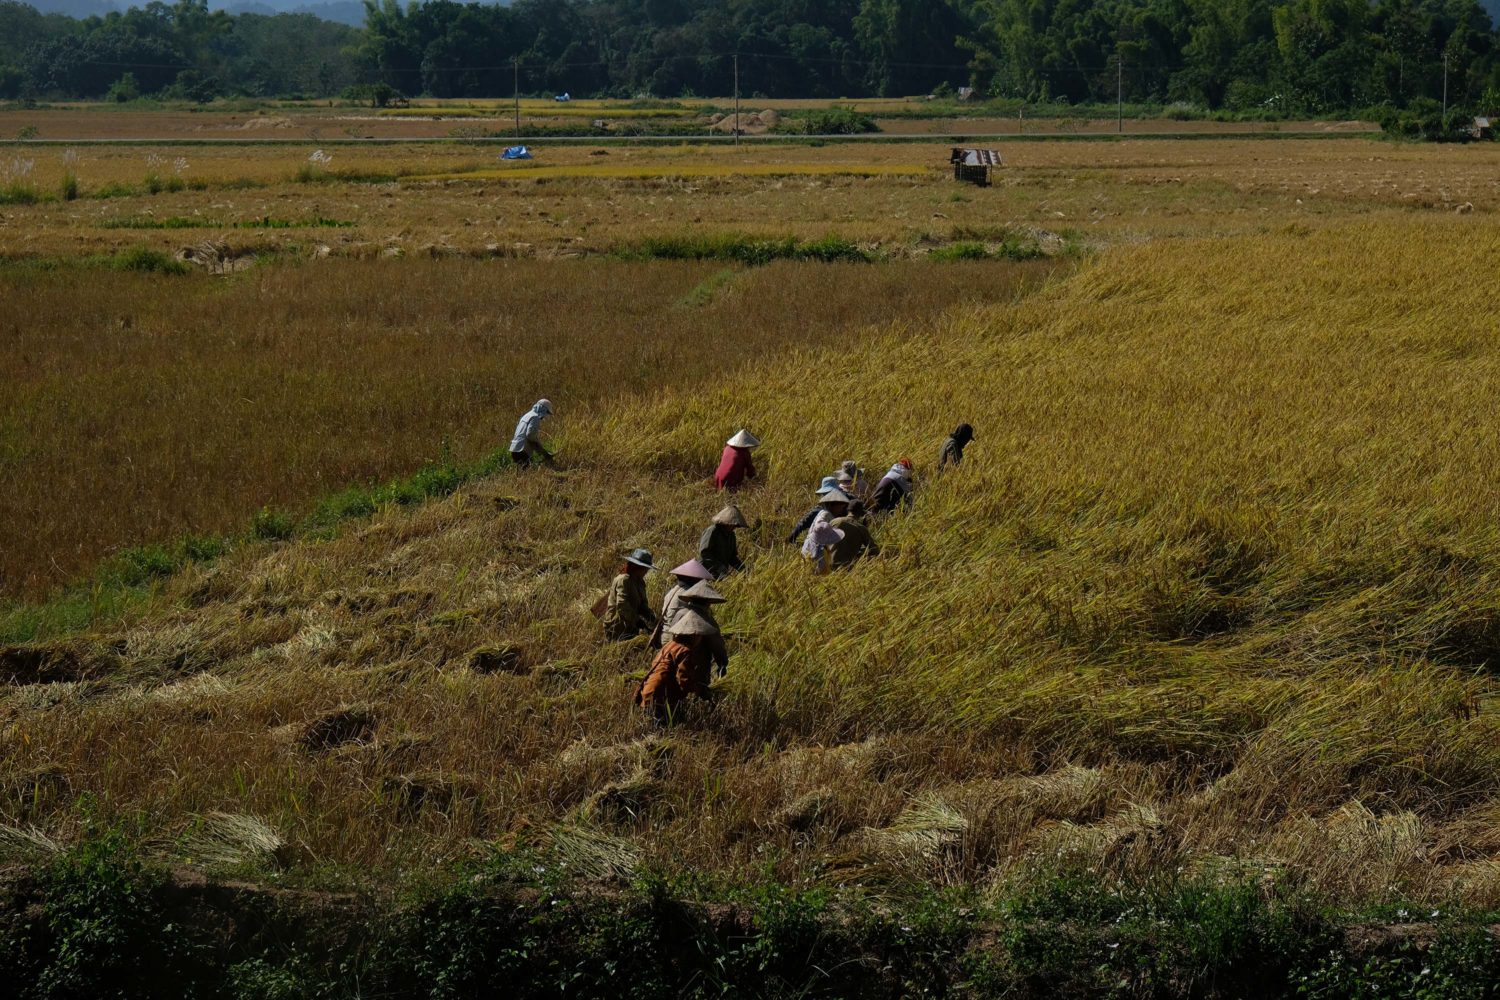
[{"left": 5, "top": 219, "right": 1500, "bottom": 996}]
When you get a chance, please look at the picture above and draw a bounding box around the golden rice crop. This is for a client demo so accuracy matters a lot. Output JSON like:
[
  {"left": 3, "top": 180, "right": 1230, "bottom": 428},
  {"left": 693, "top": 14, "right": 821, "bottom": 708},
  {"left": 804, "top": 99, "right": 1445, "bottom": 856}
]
[
  {"left": 6, "top": 216, "right": 1500, "bottom": 909},
  {"left": 408, "top": 163, "right": 928, "bottom": 182}
]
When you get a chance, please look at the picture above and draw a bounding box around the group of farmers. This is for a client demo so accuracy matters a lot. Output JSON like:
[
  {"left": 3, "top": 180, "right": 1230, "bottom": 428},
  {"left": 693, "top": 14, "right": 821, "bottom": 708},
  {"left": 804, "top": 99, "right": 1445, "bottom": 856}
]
[{"left": 507, "top": 399, "right": 975, "bottom": 720}]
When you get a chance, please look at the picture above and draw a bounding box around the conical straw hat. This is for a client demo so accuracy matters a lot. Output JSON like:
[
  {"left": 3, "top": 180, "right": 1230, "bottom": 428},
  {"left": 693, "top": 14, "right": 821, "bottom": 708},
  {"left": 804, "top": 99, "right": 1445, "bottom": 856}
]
[
  {"left": 727, "top": 429, "right": 760, "bottom": 448},
  {"left": 681, "top": 581, "right": 727, "bottom": 604},
  {"left": 713, "top": 505, "right": 748, "bottom": 528},
  {"left": 669, "top": 559, "right": 714, "bottom": 581}
]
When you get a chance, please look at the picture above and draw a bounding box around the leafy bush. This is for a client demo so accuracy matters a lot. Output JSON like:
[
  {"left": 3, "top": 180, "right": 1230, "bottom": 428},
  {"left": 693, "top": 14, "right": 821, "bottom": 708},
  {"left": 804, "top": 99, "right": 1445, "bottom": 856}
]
[
  {"left": 111, "top": 246, "right": 188, "bottom": 274},
  {"left": 618, "top": 233, "right": 876, "bottom": 264},
  {"left": 251, "top": 507, "right": 295, "bottom": 541},
  {"left": 774, "top": 106, "right": 879, "bottom": 135},
  {"left": 1379, "top": 99, "right": 1477, "bottom": 143}
]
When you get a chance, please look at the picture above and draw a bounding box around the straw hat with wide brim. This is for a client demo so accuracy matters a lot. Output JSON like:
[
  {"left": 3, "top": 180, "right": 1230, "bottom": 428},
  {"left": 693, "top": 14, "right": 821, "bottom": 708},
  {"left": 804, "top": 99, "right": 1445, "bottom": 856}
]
[
  {"left": 681, "top": 581, "right": 727, "bottom": 604},
  {"left": 727, "top": 429, "right": 761, "bottom": 448},
  {"left": 669, "top": 559, "right": 714, "bottom": 581},
  {"left": 670, "top": 609, "right": 721, "bottom": 636},
  {"left": 712, "top": 505, "right": 749, "bottom": 528},
  {"left": 623, "top": 548, "right": 655, "bottom": 570}
]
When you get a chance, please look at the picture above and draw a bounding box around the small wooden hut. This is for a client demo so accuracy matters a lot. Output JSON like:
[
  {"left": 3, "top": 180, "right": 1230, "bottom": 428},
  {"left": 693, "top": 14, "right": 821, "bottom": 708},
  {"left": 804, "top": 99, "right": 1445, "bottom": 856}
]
[{"left": 950, "top": 147, "right": 1002, "bottom": 187}]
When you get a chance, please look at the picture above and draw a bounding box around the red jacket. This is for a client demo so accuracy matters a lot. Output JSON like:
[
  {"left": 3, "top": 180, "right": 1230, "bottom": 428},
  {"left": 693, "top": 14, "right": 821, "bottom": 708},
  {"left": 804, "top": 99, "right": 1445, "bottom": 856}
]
[{"left": 714, "top": 445, "right": 756, "bottom": 491}]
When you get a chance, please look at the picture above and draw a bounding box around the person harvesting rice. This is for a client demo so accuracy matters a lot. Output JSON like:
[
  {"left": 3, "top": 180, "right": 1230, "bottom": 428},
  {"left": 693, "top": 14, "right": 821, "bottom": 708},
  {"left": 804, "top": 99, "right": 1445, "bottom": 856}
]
[
  {"left": 699, "top": 504, "right": 749, "bottom": 579},
  {"left": 601, "top": 548, "right": 657, "bottom": 641},
  {"left": 633, "top": 581, "right": 728, "bottom": 719},
  {"left": 870, "top": 459, "right": 915, "bottom": 513},
  {"left": 509, "top": 398, "right": 554, "bottom": 467},
  {"left": 650, "top": 558, "right": 715, "bottom": 648},
  {"left": 714, "top": 429, "right": 760, "bottom": 491},
  {"left": 939, "top": 423, "right": 975, "bottom": 470}
]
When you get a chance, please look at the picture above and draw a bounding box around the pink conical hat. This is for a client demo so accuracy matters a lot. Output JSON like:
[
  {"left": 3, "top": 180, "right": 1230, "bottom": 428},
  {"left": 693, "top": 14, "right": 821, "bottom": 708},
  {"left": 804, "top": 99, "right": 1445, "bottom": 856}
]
[{"left": 670, "top": 559, "right": 714, "bottom": 581}]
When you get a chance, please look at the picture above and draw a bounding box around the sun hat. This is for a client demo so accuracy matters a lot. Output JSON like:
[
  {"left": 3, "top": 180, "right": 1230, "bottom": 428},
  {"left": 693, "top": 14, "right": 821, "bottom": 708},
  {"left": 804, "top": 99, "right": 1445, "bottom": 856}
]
[
  {"left": 840, "top": 460, "right": 862, "bottom": 477},
  {"left": 670, "top": 559, "right": 714, "bottom": 581},
  {"left": 727, "top": 429, "right": 761, "bottom": 448},
  {"left": 807, "top": 522, "right": 845, "bottom": 548},
  {"left": 815, "top": 475, "right": 840, "bottom": 495},
  {"left": 536, "top": 399, "right": 553, "bottom": 415},
  {"left": 712, "top": 505, "right": 749, "bottom": 528},
  {"left": 818, "top": 488, "right": 853, "bottom": 506},
  {"left": 681, "top": 581, "right": 727, "bottom": 604},
  {"left": 623, "top": 548, "right": 654, "bottom": 570},
  {"left": 670, "top": 608, "right": 720, "bottom": 635}
]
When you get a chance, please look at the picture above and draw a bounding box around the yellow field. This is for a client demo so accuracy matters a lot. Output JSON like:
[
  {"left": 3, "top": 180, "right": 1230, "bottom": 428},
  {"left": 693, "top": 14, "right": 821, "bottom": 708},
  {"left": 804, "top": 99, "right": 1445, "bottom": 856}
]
[
  {"left": 408, "top": 162, "right": 928, "bottom": 181},
  {"left": 6, "top": 123, "right": 1500, "bottom": 968}
]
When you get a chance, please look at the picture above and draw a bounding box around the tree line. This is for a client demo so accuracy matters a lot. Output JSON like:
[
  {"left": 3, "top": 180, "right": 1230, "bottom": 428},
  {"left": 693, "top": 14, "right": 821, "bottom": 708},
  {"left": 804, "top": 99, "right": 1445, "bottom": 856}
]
[{"left": 2, "top": 0, "right": 1498, "bottom": 116}]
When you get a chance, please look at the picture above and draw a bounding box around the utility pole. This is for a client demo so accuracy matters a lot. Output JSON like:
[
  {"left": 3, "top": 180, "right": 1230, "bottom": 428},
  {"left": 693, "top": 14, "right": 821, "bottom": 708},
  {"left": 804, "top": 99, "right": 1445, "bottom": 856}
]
[
  {"left": 513, "top": 57, "right": 521, "bottom": 142},
  {"left": 1442, "top": 53, "right": 1449, "bottom": 119},
  {"left": 733, "top": 53, "right": 741, "bottom": 147},
  {"left": 1116, "top": 55, "right": 1123, "bottom": 134}
]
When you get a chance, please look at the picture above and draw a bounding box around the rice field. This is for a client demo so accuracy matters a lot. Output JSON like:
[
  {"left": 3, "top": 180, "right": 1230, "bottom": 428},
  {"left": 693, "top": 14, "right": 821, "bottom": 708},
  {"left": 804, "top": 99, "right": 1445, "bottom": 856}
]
[{"left": 4, "top": 123, "right": 1500, "bottom": 991}]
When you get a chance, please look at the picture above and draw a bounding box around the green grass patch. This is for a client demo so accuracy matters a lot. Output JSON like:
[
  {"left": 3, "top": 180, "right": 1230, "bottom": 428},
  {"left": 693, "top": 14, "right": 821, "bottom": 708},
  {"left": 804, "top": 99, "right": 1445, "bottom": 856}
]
[
  {"left": 616, "top": 233, "right": 877, "bottom": 265},
  {"left": 5, "top": 836, "right": 1496, "bottom": 999},
  {"left": 0, "top": 183, "right": 46, "bottom": 205},
  {"left": 676, "top": 267, "right": 739, "bottom": 308}
]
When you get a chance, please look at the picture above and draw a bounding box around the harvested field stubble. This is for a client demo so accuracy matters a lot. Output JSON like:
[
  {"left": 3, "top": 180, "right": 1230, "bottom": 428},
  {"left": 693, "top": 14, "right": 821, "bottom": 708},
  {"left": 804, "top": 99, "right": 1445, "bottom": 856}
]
[{"left": 7, "top": 218, "right": 1500, "bottom": 911}]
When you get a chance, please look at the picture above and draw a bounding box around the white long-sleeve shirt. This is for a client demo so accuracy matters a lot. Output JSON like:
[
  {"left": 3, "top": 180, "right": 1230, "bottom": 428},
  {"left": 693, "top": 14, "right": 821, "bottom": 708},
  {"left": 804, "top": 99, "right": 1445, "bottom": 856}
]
[{"left": 509, "top": 405, "right": 547, "bottom": 453}]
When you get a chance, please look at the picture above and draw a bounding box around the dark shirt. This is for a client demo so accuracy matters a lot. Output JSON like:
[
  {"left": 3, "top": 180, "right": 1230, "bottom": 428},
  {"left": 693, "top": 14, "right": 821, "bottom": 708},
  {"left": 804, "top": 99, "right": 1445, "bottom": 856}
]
[
  {"left": 785, "top": 505, "right": 823, "bottom": 544},
  {"left": 698, "top": 523, "right": 743, "bottom": 579}
]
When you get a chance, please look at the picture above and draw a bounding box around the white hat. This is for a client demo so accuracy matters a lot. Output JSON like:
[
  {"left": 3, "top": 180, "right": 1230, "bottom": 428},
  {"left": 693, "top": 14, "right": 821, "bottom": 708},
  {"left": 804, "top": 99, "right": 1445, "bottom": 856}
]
[
  {"left": 727, "top": 429, "right": 760, "bottom": 448},
  {"left": 536, "top": 399, "right": 553, "bottom": 415}
]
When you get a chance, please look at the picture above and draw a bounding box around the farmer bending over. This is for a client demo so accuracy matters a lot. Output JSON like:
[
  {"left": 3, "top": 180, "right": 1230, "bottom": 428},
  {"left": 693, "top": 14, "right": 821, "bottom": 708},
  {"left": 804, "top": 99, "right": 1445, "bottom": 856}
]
[
  {"left": 510, "top": 398, "right": 554, "bottom": 468},
  {"left": 651, "top": 558, "right": 715, "bottom": 648},
  {"left": 939, "top": 423, "right": 975, "bottom": 470},
  {"left": 715, "top": 429, "right": 760, "bottom": 491},
  {"left": 699, "top": 504, "right": 748, "bottom": 579},
  {"left": 603, "top": 548, "right": 658, "bottom": 641}
]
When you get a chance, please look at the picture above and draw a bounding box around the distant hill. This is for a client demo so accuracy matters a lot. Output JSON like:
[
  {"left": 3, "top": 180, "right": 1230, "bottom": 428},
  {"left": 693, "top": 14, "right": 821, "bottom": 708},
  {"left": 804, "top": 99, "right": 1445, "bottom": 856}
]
[{"left": 20, "top": 0, "right": 512, "bottom": 27}]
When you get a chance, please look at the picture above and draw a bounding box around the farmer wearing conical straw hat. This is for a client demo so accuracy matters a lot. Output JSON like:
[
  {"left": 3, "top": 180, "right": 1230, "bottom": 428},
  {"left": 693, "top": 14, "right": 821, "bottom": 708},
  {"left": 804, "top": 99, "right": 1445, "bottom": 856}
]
[
  {"left": 650, "top": 558, "right": 715, "bottom": 648},
  {"left": 509, "top": 398, "right": 554, "bottom": 468},
  {"left": 802, "top": 519, "right": 845, "bottom": 575},
  {"left": 633, "top": 583, "right": 728, "bottom": 717},
  {"left": 678, "top": 579, "right": 729, "bottom": 674},
  {"left": 837, "top": 460, "right": 869, "bottom": 503},
  {"left": 699, "top": 504, "right": 748, "bottom": 579},
  {"left": 714, "top": 429, "right": 760, "bottom": 491},
  {"left": 785, "top": 475, "right": 841, "bottom": 544},
  {"left": 603, "top": 548, "right": 658, "bottom": 641}
]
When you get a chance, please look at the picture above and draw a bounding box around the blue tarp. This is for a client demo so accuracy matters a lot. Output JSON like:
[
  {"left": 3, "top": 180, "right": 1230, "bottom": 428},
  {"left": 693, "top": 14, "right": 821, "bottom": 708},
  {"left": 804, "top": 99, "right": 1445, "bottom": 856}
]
[{"left": 501, "top": 146, "right": 532, "bottom": 160}]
